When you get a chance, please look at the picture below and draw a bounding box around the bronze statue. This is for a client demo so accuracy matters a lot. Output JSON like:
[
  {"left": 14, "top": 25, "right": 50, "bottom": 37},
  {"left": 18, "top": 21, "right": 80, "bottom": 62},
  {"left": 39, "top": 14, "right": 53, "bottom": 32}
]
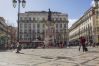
[{"left": 48, "top": 8, "right": 52, "bottom": 21}]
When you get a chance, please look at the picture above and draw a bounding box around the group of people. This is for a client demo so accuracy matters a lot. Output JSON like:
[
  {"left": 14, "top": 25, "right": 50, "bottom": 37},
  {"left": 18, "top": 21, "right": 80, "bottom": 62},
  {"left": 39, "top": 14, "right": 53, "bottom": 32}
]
[
  {"left": 15, "top": 36, "right": 91, "bottom": 53},
  {"left": 79, "top": 36, "right": 88, "bottom": 52}
]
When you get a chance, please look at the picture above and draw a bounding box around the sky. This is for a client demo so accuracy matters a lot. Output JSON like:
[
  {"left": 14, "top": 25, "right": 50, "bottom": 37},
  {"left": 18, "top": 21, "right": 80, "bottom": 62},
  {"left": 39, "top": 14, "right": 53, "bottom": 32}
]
[{"left": 0, "top": 0, "right": 93, "bottom": 27}]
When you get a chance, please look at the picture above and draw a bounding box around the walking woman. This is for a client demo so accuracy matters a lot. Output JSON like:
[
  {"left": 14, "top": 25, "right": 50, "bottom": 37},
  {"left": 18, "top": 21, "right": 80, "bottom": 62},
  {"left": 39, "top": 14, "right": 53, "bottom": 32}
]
[{"left": 79, "top": 36, "right": 88, "bottom": 52}]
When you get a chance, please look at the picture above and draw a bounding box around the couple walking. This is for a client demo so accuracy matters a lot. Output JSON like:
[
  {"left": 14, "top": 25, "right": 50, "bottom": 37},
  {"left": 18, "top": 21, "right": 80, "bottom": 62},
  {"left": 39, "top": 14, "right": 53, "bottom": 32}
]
[{"left": 79, "top": 36, "right": 88, "bottom": 52}]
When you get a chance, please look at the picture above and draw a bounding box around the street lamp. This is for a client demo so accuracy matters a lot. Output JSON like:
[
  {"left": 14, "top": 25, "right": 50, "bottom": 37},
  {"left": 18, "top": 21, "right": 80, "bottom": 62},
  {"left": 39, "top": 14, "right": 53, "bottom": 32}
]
[{"left": 12, "top": 0, "right": 26, "bottom": 42}]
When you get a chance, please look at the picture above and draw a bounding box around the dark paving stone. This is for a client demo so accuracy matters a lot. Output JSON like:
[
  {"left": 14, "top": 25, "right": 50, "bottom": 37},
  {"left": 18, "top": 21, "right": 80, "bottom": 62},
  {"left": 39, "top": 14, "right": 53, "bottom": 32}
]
[
  {"left": 80, "top": 57, "right": 98, "bottom": 65},
  {"left": 41, "top": 56, "right": 54, "bottom": 59},
  {"left": 85, "top": 65, "right": 96, "bottom": 66},
  {"left": 56, "top": 56, "right": 74, "bottom": 61},
  {"left": 87, "top": 51, "right": 99, "bottom": 53}
]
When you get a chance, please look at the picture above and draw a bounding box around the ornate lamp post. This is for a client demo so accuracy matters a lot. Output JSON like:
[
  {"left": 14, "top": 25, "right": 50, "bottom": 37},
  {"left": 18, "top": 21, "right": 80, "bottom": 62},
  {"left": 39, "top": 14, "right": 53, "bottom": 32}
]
[{"left": 12, "top": 0, "right": 26, "bottom": 42}]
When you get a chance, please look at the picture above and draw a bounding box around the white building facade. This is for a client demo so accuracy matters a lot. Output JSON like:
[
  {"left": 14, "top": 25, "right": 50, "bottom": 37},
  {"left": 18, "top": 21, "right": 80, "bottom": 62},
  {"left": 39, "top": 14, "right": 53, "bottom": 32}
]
[
  {"left": 69, "top": 0, "right": 99, "bottom": 45},
  {"left": 19, "top": 11, "right": 68, "bottom": 48}
]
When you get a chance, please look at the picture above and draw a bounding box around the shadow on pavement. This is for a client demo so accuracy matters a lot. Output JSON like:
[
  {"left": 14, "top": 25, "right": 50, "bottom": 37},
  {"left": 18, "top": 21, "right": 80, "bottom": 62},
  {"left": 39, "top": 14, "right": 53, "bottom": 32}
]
[
  {"left": 16, "top": 52, "right": 24, "bottom": 54},
  {"left": 0, "top": 50, "right": 8, "bottom": 52},
  {"left": 41, "top": 56, "right": 54, "bottom": 59},
  {"left": 87, "top": 51, "right": 99, "bottom": 53}
]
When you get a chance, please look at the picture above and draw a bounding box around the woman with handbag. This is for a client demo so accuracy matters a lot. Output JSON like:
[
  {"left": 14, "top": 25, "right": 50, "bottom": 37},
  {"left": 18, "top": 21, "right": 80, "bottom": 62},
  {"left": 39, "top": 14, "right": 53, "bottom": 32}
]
[{"left": 79, "top": 36, "right": 88, "bottom": 52}]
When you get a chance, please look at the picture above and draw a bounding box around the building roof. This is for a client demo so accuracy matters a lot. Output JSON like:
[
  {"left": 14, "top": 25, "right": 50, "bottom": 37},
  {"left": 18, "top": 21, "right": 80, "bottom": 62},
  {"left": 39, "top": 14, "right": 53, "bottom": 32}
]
[
  {"left": 69, "top": 7, "right": 93, "bottom": 31},
  {"left": 24, "top": 11, "right": 68, "bottom": 16}
]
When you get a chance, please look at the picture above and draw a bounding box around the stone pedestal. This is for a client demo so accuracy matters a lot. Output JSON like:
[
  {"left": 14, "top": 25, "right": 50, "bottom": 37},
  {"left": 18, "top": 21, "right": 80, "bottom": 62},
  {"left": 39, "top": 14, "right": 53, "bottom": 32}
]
[{"left": 44, "top": 21, "right": 55, "bottom": 47}]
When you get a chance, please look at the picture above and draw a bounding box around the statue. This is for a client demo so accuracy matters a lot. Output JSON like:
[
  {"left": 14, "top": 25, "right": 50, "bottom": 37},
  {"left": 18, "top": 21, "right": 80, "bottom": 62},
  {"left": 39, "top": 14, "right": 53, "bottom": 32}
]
[{"left": 48, "top": 8, "right": 52, "bottom": 21}]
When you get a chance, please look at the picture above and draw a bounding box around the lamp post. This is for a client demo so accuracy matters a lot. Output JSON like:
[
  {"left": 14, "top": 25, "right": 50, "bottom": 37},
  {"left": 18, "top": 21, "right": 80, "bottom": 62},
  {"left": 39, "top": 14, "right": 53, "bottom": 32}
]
[{"left": 12, "top": 0, "right": 26, "bottom": 42}]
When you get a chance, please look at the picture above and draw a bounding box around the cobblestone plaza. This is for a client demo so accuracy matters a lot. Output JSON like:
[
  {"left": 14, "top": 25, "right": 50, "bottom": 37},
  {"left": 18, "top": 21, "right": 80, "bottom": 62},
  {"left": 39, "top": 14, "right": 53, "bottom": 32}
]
[{"left": 0, "top": 47, "right": 99, "bottom": 66}]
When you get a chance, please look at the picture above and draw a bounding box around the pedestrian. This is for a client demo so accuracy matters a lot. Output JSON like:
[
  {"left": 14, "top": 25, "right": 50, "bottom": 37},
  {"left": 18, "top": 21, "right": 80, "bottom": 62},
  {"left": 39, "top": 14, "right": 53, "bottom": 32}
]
[
  {"left": 79, "top": 36, "right": 88, "bottom": 52},
  {"left": 79, "top": 43, "right": 81, "bottom": 51},
  {"left": 93, "top": 43, "right": 96, "bottom": 47},
  {"left": 59, "top": 42, "right": 62, "bottom": 48},
  {"left": 16, "top": 42, "right": 22, "bottom": 53}
]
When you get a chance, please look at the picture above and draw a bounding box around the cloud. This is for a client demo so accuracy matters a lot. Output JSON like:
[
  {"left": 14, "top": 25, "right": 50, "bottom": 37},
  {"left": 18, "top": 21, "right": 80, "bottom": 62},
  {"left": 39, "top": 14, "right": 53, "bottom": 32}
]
[
  {"left": 68, "top": 19, "right": 77, "bottom": 28},
  {"left": 90, "top": 0, "right": 95, "bottom": 7}
]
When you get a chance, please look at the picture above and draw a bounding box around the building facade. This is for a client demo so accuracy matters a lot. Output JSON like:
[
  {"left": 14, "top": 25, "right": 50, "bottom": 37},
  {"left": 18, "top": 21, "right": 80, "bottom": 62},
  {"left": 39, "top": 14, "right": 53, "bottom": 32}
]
[
  {"left": 0, "top": 17, "right": 17, "bottom": 49},
  {"left": 69, "top": 0, "right": 99, "bottom": 45},
  {"left": 19, "top": 11, "right": 68, "bottom": 48},
  {"left": 0, "top": 17, "right": 12, "bottom": 49},
  {"left": 8, "top": 26, "right": 17, "bottom": 47},
  {"left": 0, "top": 17, "right": 8, "bottom": 49}
]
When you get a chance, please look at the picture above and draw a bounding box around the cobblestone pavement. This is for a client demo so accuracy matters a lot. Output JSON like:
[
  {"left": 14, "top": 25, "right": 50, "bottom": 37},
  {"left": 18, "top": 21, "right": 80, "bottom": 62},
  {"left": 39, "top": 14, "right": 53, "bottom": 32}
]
[{"left": 0, "top": 47, "right": 99, "bottom": 66}]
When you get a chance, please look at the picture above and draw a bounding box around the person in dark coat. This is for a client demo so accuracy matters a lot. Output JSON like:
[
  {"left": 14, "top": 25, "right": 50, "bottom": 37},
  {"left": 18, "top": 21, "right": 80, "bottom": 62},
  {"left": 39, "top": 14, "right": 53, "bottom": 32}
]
[
  {"left": 79, "top": 36, "right": 87, "bottom": 52},
  {"left": 16, "top": 42, "right": 22, "bottom": 53}
]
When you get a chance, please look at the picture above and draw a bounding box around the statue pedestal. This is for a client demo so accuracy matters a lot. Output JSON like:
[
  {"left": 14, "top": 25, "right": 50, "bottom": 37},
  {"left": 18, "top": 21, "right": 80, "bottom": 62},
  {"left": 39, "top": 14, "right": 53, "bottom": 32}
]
[{"left": 44, "top": 21, "right": 55, "bottom": 47}]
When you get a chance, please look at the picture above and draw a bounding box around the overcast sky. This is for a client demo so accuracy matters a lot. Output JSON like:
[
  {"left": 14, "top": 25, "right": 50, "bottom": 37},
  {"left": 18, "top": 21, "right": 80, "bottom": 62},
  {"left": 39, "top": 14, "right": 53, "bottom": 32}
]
[{"left": 0, "top": 0, "right": 93, "bottom": 27}]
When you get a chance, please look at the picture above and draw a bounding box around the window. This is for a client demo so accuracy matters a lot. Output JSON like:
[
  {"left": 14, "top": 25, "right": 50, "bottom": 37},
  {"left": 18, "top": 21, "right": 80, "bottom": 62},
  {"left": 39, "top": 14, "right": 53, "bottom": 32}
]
[
  {"left": 33, "top": 18, "right": 35, "bottom": 21},
  {"left": 20, "top": 29, "right": 22, "bottom": 33},
  {"left": 26, "top": 34, "right": 28, "bottom": 37},
  {"left": 37, "top": 23, "right": 40, "bottom": 28},
  {"left": 20, "top": 17, "right": 22, "bottom": 20},
  {"left": 64, "top": 23, "right": 66, "bottom": 28},
  {"left": 33, "top": 30, "right": 35, "bottom": 33},
  {"left": 42, "top": 18, "right": 45, "bottom": 21},
  {"left": 56, "top": 30, "right": 58, "bottom": 32},
  {"left": 88, "top": 24, "right": 90, "bottom": 29},
  {"left": 97, "top": 27, "right": 99, "bottom": 31},
  {"left": 90, "top": 17, "right": 91, "bottom": 20},
  {"left": 29, "top": 24, "right": 31, "bottom": 28},
  {"left": 60, "top": 23, "right": 62, "bottom": 28},
  {"left": 56, "top": 24, "right": 58, "bottom": 28},
  {"left": 29, "top": 17, "right": 31, "bottom": 20},
  {"left": 52, "top": 18, "right": 54, "bottom": 21},
  {"left": 24, "top": 23, "right": 27, "bottom": 28},
  {"left": 64, "top": 18, "right": 66, "bottom": 21},
  {"left": 20, "top": 35, "right": 22, "bottom": 40},
  {"left": 24, "top": 34, "right": 29, "bottom": 40},
  {"left": 60, "top": 18, "right": 62, "bottom": 21},
  {"left": 37, "top": 29, "right": 40, "bottom": 33},
  {"left": 33, "top": 24, "right": 35, "bottom": 28},
  {"left": 43, "top": 30, "right": 45, "bottom": 33},
  {"left": 43, "top": 24, "right": 45, "bottom": 28},
  {"left": 96, "top": 11, "right": 99, "bottom": 18},
  {"left": 86, "top": 26, "right": 87, "bottom": 31},
  {"left": 37, "top": 18, "right": 39, "bottom": 21},
  {"left": 24, "top": 30, "right": 27, "bottom": 33},
  {"left": 25, "top": 17, "right": 27, "bottom": 20},
  {"left": 56, "top": 18, "right": 58, "bottom": 21},
  {"left": 20, "top": 24, "right": 22, "bottom": 28},
  {"left": 84, "top": 26, "right": 86, "bottom": 31}
]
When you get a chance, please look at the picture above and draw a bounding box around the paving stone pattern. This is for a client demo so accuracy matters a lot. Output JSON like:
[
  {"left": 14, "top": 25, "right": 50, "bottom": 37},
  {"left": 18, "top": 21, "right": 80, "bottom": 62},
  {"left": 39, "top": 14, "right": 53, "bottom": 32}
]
[{"left": 0, "top": 47, "right": 99, "bottom": 66}]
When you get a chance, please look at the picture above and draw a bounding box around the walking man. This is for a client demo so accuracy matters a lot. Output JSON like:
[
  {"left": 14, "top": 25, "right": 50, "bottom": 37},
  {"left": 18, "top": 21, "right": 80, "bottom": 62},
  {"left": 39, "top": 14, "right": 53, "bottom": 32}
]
[{"left": 16, "top": 42, "right": 22, "bottom": 53}]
